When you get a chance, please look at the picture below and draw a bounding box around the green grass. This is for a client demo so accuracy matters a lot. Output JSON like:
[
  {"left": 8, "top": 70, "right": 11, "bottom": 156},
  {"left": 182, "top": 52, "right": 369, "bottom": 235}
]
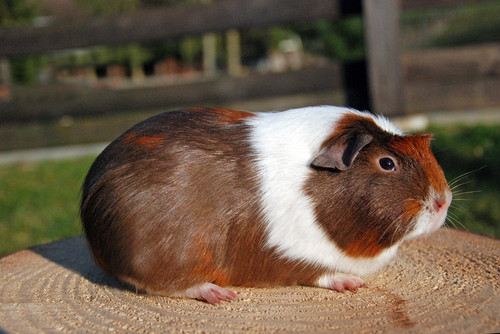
[
  {"left": 429, "top": 123, "right": 500, "bottom": 238},
  {"left": 0, "top": 123, "right": 499, "bottom": 258},
  {"left": 0, "top": 156, "right": 95, "bottom": 257}
]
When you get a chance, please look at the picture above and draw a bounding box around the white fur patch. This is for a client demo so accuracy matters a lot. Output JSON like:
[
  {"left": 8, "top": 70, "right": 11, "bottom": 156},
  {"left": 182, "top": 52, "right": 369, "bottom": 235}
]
[
  {"left": 408, "top": 187, "right": 451, "bottom": 239},
  {"left": 315, "top": 272, "right": 364, "bottom": 290},
  {"left": 247, "top": 106, "right": 403, "bottom": 276}
]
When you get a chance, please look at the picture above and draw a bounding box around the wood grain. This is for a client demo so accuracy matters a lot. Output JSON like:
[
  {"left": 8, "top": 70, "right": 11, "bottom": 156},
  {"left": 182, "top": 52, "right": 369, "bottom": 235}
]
[{"left": 0, "top": 229, "right": 498, "bottom": 333}]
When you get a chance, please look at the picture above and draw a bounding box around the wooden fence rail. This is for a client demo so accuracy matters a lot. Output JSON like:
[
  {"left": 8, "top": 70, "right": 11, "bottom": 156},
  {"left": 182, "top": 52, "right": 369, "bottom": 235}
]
[
  {"left": 0, "top": 64, "right": 342, "bottom": 123},
  {"left": 0, "top": 0, "right": 495, "bottom": 121},
  {"left": 0, "top": 0, "right": 341, "bottom": 58},
  {"left": 0, "top": 0, "right": 487, "bottom": 57}
]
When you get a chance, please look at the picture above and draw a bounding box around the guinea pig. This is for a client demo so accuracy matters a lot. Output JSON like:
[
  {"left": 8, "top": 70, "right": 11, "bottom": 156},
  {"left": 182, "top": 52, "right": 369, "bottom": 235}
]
[{"left": 80, "top": 106, "right": 451, "bottom": 304}]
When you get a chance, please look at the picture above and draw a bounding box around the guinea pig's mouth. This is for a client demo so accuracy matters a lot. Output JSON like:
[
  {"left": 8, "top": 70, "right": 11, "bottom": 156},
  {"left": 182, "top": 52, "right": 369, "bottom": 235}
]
[
  {"left": 409, "top": 189, "right": 452, "bottom": 238},
  {"left": 427, "top": 210, "right": 448, "bottom": 233},
  {"left": 430, "top": 190, "right": 452, "bottom": 232}
]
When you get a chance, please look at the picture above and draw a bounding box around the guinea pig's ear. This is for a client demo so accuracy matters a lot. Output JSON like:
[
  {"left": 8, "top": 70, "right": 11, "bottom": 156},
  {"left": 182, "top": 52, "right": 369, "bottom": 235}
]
[{"left": 311, "top": 133, "right": 373, "bottom": 171}]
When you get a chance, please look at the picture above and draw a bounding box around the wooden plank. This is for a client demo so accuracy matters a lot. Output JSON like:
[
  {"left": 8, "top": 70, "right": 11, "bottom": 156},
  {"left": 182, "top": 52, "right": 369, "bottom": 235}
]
[
  {"left": 0, "top": 0, "right": 340, "bottom": 57},
  {"left": 405, "top": 77, "right": 500, "bottom": 113},
  {"left": 403, "top": 44, "right": 500, "bottom": 82},
  {"left": 403, "top": 44, "right": 500, "bottom": 112},
  {"left": 363, "top": 0, "right": 404, "bottom": 115},
  {"left": 402, "top": 0, "right": 488, "bottom": 10},
  {"left": 0, "top": 64, "right": 342, "bottom": 122}
]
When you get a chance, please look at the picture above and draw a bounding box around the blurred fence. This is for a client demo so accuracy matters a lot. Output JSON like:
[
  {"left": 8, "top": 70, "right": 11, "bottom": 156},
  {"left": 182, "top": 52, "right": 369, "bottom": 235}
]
[
  {"left": 404, "top": 43, "right": 500, "bottom": 113},
  {"left": 0, "top": 0, "right": 498, "bottom": 123}
]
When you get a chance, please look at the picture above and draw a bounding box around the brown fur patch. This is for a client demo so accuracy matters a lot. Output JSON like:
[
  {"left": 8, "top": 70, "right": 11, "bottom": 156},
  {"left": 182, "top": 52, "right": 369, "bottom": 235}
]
[
  {"left": 81, "top": 109, "right": 326, "bottom": 295},
  {"left": 318, "top": 114, "right": 379, "bottom": 152},
  {"left": 305, "top": 113, "right": 442, "bottom": 259}
]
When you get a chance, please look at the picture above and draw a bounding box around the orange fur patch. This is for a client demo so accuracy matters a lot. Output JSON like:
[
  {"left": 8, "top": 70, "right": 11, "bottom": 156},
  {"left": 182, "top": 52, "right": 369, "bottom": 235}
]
[
  {"left": 390, "top": 135, "right": 448, "bottom": 194},
  {"left": 403, "top": 199, "right": 423, "bottom": 221},
  {"left": 188, "top": 107, "right": 255, "bottom": 124},
  {"left": 190, "top": 239, "right": 229, "bottom": 286},
  {"left": 121, "top": 133, "right": 165, "bottom": 149},
  {"left": 344, "top": 233, "right": 384, "bottom": 258}
]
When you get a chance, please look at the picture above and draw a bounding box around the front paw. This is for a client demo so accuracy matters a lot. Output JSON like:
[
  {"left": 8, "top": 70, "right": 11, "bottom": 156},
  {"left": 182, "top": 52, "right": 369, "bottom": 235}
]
[{"left": 315, "top": 273, "right": 365, "bottom": 292}]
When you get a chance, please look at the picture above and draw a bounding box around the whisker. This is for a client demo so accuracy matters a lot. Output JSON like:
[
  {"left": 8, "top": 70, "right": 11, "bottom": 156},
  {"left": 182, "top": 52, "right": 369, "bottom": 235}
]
[
  {"left": 452, "top": 190, "right": 482, "bottom": 197},
  {"left": 449, "top": 203, "right": 478, "bottom": 226},
  {"left": 390, "top": 218, "right": 404, "bottom": 245},
  {"left": 445, "top": 212, "right": 459, "bottom": 227},
  {"left": 445, "top": 213, "right": 471, "bottom": 233},
  {"left": 400, "top": 219, "right": 415, "bottom": 242},
  {"left": 379, "top": 213, "right": 405, "bottom": 244},
  {"left": 448, "top": 166, "right": 486, "bottom": 187},
  {"left": 378, "top": 199, "right": 415, "bottom": 244},
  {"left": 450, "top": 180, "right": 474, "bottom": 192}
]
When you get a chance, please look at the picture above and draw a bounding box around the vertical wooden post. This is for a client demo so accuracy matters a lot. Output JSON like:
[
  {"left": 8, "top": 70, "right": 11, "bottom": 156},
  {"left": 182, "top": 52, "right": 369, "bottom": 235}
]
[
  {"left": 226, "top": 29, "right": 243, "bottom": 77},
  {"left": 201, "top": 0, "right": 217, "bottom": 77},
  {"left": 1, "top": 57, "right": 11, "bottom": 85},
  {"left": 202, "top": 33, "right": 218, "bottom": 77},
  {"left": 363, "top": 0, "right": 404, "bottom": 115}
]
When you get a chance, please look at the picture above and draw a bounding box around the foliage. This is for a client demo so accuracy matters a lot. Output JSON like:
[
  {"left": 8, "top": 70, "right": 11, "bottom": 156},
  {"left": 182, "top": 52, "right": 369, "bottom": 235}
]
[
  {"left": 77, "top": 0, "right": 189, "bottom": 15},
  {"left": 297, "top": 18, "right": 365, "bottom": 61},
  {"left": 55, "top": 1, "right": 198, "bottom": 77},
  {"left": 72, "top": 1, "right": 160, "bottom": 73},
  {"left": 239, "top": 18, "right": 365, "bottom": 67},
  {"left": 77, "top": 0, "right": 139, "bottom": 15},
  {"left": 0, "top": 0, "right": 38, "bottom": 27},
  {"left": 240, "top": 18, "right": 364, "bottom": 64},
  {"left": 430, "top": 123, "right": 500, "bottom": 238},
  {"left": 429, "top": 1, "right": 500, "bottom": 47},
  {"left": 0, "top": 0, "right": 44, "bottom": 84},
  {"left": 401, "top": 1, "right": 500, "bottom": 50},
  {"left": 9, "top": 55, "right": 47, "bottom": 84},
  {"left": 179, "top": 37, "right": 202, "bottom": 65}
]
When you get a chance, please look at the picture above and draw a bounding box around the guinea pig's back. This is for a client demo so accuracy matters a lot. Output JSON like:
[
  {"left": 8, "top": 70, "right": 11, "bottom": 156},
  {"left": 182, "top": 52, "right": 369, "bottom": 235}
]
[{"left": 80, "top": 109, "right": 263, "bottom": 293}]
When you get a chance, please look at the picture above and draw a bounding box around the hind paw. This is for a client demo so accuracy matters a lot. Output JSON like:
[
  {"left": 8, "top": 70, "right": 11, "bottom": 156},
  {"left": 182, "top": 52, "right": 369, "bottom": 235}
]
[{"left": 183, "top": 283, "right": 237, "bottom": 304}]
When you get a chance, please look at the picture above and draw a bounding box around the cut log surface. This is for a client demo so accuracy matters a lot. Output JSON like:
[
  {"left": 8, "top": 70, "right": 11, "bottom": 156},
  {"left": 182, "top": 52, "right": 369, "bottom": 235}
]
[{"left": 0, "top": 229, "right": 498, "bottom": 333}]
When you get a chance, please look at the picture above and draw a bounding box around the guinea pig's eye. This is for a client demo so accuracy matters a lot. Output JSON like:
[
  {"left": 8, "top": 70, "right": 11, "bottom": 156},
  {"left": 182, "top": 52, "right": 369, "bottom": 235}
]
[{"left": 379, "top": 157, "right": 396, "bottom": 171}]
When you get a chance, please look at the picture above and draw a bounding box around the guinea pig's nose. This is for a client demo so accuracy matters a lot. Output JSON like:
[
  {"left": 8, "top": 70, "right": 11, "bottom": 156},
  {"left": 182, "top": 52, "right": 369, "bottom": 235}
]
[{"left": 433, "top": 196, "right": 449, "bottom": 212}]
